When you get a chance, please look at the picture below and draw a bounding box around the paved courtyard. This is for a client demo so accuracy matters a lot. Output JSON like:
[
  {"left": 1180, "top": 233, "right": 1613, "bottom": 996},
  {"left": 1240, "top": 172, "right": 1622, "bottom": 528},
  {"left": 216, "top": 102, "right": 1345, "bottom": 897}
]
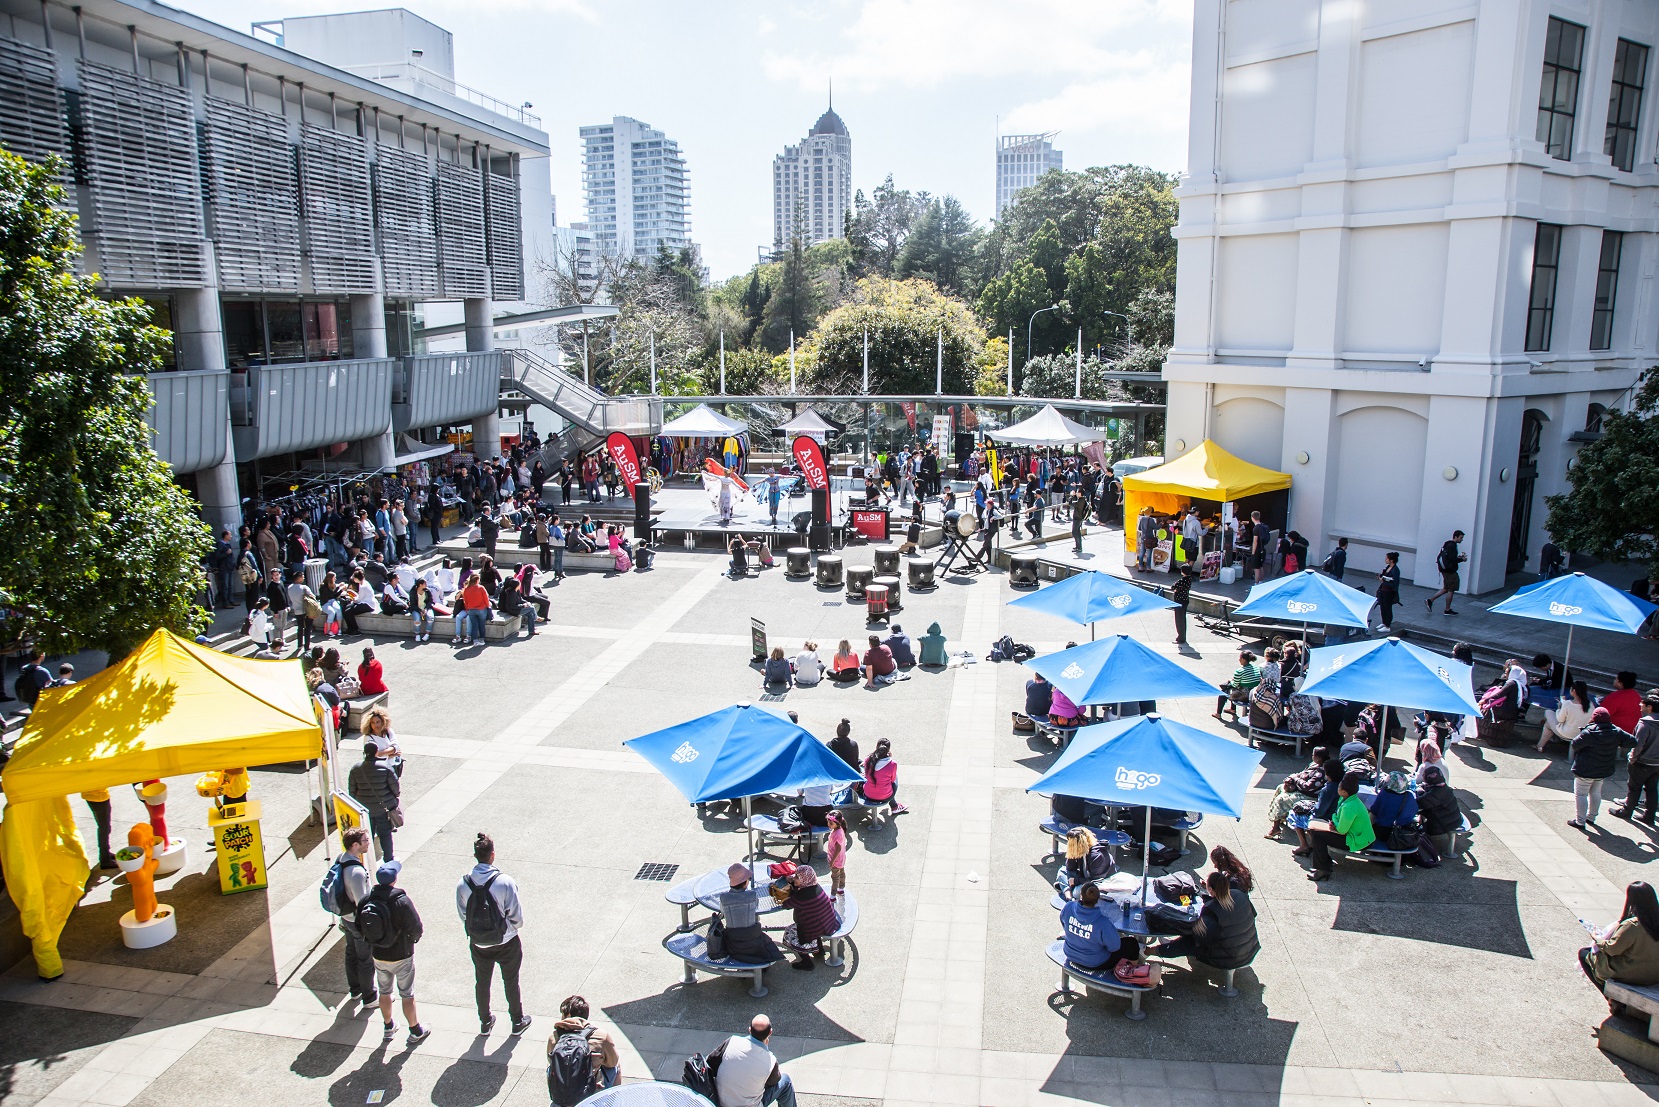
[{"left": 4, "top": 545, "right": 1659, "bottom": 1107}]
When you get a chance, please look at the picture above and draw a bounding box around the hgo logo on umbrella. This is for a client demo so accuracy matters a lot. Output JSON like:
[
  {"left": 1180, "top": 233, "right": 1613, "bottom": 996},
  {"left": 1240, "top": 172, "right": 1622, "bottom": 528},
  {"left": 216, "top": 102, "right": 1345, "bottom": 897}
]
[
  {"left": 1115, "top": 767, "right": 1162, "bottom": 790},
  {"left": 1287, "top": 601, "right": 1319, "bottom": 614},
  {"left": 672, "top": 742, "right": 699, "bottom": 764},
  {"left": 1549, "top": 602, "right": 1583, "bottom": 617},
  {"left": 1061, "top": 662, "right": 1086, "bottom": 680},
  {"left": 1109, "top": 594, "right": 1131, "bottom": 609}
]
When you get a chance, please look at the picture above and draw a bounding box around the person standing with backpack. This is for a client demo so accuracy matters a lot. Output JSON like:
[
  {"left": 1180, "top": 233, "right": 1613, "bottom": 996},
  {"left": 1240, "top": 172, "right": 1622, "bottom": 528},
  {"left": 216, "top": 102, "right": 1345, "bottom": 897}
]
[
  {"left": 1425, "top": 529, "right": 1466, "bottom": 615},
  {"left": 548, "top": 995, "right": 620, "bottom": 1105},
  {"left": 348, "top": 744, "right": 401, "bottom": 860},
  {"left": 356, "top": 861, "right": 430, "bottom": 1046},
  {"left": 321, "top": 827, "right": 376, "bottom": 1007},
  {"left": 456, "top": 832, "right": 531, "bottom": 1036}
]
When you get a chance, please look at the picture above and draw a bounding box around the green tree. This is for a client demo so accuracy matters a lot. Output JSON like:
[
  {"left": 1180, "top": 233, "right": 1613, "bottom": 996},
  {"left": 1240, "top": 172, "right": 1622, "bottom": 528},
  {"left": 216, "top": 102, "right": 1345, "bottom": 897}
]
[
  {"left": 0, "top": 151, "right": 210, "bottom": 655},
  {"left": 760, "top": 235, "right": 820, "bottom": 353},
  {"left": 975, "top": 258, "right": 1058, "bottom": 389},
  {"left": 1018, "top": 353, "right": 1128, "bottom": 403},
  {"left": 847, "top": 176, "right": 929, "bottom": 278},
  {"left": 1545, "top": 369, "right": 1659, "bottom": 582},
  {"left": 700, "top": 347, "right": 782, "bottom": 396},
  {"left": 896, "top": 196, "right": 981, "bottom": 296},
  {"left": 804, "top": 277, "right": 985, "bottom": 395},
  {"left": 740, "top": 269, "right": 769, "bottom": 343},
  {"left": 975, "top": 335, "right": 1012, "bottom": 396}
]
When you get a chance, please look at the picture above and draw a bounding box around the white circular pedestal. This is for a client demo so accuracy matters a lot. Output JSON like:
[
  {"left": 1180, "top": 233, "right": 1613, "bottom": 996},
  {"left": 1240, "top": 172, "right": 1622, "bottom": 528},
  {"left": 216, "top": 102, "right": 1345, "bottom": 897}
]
[
  {"left": 119, "top": 906, "right": 177, "bottom": 948},
  {"left": 152, "top": 838, "right": 187, "bottom": 876}
]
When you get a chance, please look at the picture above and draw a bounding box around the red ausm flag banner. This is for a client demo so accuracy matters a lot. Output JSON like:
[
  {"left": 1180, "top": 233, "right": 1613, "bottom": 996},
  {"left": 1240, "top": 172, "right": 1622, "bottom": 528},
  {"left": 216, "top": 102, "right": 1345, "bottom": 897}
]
[
  {"left": 605, "top": 432, "right": 643, "bottom": 488},
  {"left": 792, "top": 435, "right": 829, "bottom": 490}
]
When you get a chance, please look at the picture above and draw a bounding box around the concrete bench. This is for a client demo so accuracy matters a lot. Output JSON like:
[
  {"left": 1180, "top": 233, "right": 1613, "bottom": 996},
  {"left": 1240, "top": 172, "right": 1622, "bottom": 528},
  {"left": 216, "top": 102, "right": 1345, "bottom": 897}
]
[
  {"left": 1605, "top": 980, "right": 1659, "bottom": 1044},
  {"left": 665, "top": 874, "right": 705, "bottom": 933},
  {"left": 1046, "top": 940, "right": 1157, "bottom": 1020},
  {"left": 1039, "top": 815, "right": 1131, "bottom": 860},
  {"left": 353, "top": 611, "right": 522, "bottom": 641},
  {"left": 745, "top": 814, "right": 829, "bottom": 862},
  {"left": 1036, "top": 720, "right": 1081, "bottom": 749},
  {"left": 343, "top": 692, "right": 389, "bottom": 733},
  {"left": 1166, "top": 813, "right": 1203, "bottom": 855},
  {"left": 663, "top": 922, "right": 781, "bottom": 998},
  {"left": 837, "top": 791, "right": 892, "bottom": 826},
  {"left": 1247, "top": 723, "right": 1307, "bottom": 759}
]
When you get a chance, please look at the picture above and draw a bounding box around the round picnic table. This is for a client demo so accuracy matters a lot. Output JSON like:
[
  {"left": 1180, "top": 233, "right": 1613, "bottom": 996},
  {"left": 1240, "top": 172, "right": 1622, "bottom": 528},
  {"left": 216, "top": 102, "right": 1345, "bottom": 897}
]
[
  {"left": 582, "top": 1082, "right": 714, "bottom": 1107},
  {"left": 1049, "top": 885, "right": 1199, "bottom": 938},
  {"left": 693, "top": 861, "right": 784, "bottom": 914}
]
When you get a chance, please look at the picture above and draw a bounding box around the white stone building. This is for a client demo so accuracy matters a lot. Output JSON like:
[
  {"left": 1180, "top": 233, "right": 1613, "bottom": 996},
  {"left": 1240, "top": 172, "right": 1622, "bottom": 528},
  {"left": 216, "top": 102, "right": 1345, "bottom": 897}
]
[
  {"left": 1166, "top": 0, "right": 1656, "bottom": 595},
  {"left": 580, "top": 116, "right": 690, "bottom": 258},
  {"left": 773, "top": 104, "right": 852, "bottom": 249},
  {"left": 995, "top": 132, "right": 1063, "bottom": 217}
]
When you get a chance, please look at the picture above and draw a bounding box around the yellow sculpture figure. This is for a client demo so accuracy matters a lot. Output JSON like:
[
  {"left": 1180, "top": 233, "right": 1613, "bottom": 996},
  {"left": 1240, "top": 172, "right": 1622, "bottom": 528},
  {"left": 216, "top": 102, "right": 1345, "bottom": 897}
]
[{"left": 126, "top": 824, "right": 159, "bottom": 923}]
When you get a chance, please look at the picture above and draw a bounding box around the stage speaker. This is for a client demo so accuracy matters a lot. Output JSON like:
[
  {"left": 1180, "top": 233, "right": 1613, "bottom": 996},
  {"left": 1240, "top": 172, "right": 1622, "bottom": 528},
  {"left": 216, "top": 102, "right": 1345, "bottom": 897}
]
[
  {"left": 954, "top": 431, "right": 974, "bottom": 466},
  {"left": 633, "top": 483, "right": 652, "bottom": 542},
  {"left": 810, "top": 488, "right": 829, "bottom": 525}
]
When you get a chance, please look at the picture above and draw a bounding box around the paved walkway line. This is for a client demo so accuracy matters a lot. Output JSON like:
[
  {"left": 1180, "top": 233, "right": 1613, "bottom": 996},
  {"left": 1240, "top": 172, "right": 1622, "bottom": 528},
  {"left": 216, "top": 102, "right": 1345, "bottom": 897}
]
[{"left": 1476, "top": 783, "right": 1625, "bottom": 921}]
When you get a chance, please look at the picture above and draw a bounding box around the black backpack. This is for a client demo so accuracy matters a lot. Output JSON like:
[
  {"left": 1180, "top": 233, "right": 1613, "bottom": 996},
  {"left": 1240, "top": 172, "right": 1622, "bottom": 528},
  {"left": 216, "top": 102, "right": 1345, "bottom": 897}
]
[
  {"left": 463, "top": 873, "right": 509, "bottom": 946},
  {"left": 356, "top": 889, "right": 401, "bottom": 948},
  {"left": 547, "top": 1027, "right": 597, "bottom": 1106},
  {"left": 682, "top": 1047, "right": 722, "bottom": 1105}
]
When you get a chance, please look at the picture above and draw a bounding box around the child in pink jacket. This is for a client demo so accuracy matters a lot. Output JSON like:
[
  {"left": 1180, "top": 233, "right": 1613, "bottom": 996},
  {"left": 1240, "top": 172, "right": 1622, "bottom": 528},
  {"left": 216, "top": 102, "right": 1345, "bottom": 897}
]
[{"left": 825, "top": 811, "right": 848, "bottom": 900}]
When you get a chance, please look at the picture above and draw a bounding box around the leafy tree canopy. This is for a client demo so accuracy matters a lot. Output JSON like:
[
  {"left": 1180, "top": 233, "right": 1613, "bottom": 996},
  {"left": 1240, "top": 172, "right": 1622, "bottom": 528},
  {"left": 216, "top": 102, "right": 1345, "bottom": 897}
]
[
  {"left": 1018, "top": 353, "right": 1131, "bottom": 404},
  {"left": 1545, "top": 369, "right": 1659, "bottom": 582},
  {"left": 0, "top": 151, "right": 210, "bottom": 655},
  {"left": 803, "top": 277, "right": 985, "bottom": 395}
]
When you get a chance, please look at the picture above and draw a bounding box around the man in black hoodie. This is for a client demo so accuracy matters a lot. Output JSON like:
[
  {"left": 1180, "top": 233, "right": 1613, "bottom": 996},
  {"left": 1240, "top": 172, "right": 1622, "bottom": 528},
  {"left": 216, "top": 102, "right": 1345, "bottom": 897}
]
[
  {"left": 359, "top": 861, "right": 430, "bottom": 1047},
  {"left": 1568, "top": 707, "right": 1628, "bottom": 830}
]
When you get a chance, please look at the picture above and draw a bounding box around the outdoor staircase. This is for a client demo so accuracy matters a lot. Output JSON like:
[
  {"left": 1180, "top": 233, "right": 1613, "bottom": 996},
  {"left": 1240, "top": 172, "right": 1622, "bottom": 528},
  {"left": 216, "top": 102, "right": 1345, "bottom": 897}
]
[{"left": 498, "top": 348, "right": 661, "bottom": 469}]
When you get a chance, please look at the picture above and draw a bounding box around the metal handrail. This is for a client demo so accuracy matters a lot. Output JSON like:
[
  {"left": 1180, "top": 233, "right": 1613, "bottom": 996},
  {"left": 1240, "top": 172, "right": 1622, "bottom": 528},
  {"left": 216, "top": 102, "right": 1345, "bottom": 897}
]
[{"left": 344, "top": 61, "right": 541, "bottom": 128}]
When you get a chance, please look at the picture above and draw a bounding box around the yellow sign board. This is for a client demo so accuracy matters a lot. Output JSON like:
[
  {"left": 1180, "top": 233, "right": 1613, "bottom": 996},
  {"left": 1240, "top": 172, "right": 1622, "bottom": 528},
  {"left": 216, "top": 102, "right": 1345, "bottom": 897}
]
[{"left": 209, "top": 800, "right": 267, "bottom": 895}]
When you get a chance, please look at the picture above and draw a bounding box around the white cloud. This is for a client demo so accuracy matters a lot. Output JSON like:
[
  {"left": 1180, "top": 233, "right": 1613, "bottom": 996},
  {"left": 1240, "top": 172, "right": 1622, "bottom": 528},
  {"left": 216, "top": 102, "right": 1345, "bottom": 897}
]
[
  {"left": 762, "top": 0, "right": 1186, "bottom": 91},
  {"left": 1002, "top": 50, "right": 1191, "bottom": 143}
]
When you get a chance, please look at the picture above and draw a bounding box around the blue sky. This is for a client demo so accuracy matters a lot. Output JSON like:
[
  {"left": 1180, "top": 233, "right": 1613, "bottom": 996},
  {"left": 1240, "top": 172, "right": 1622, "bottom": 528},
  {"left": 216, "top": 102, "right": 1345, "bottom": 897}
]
[{"left": 177, "top": 0, "right": 1193, "bottom": 279}]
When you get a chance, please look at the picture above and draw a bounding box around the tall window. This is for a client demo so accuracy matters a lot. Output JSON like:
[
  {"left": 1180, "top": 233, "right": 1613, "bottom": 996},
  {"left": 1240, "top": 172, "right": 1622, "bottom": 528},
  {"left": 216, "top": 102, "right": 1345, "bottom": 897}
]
[
  {"left": 1591, "top": 230, "right": 1624, "bottom": 350},
  {"left": 1526, "top": 223, "right": 1563, "bottom": 352},
  {"left": 1538, "top": 17, "right": 1587, "bottom": 159},
  {"left": 1605, "top": 39, "right": 1650, "bottom": 171}
]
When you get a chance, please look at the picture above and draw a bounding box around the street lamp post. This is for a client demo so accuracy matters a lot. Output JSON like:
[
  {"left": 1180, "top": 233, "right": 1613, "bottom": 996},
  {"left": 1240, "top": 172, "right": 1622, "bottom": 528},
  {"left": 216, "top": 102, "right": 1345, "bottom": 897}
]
[
  {"left": 1102, "top": 310, "right": 1132, "bottom": 350},
  {"left": 1027, "top": 304, "right": 1060, "bottom": 382}
]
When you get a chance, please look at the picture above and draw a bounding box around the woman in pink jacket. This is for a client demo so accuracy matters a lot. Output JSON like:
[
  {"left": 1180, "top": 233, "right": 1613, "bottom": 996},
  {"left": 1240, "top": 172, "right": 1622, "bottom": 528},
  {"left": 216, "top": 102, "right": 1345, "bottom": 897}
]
[{"left": 859, "top": 739, "right": 907, "bottom": 815}]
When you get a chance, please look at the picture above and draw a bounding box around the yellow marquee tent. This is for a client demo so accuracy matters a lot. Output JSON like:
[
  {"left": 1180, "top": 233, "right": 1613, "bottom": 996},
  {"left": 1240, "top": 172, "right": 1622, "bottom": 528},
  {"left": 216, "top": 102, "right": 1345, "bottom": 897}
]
[
  {"left": 0, "top": 629, "right": 321, "bottom": 977},
  {"left": 1120, "top": 440, "right": 1293, "bottom": 552}
]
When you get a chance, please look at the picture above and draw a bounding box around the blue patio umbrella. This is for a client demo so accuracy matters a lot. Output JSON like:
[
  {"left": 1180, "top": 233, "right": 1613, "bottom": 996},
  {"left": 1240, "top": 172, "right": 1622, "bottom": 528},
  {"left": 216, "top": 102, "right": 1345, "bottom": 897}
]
[
  {"left": 1233, "top": 569, "right": 1375, "bottom": 636},
  {"left": 1024, "top": 635, "right": 1217, "bottom": 707},
  {"left": 1027, "top": 714, "right": 1264, "bottom": 903},
  {"left": 1298, "top": 636, "right": 1479, "bottom": 716},
  {"left": 625, "top": 703, "right": 863, "bottom": 859},
  {"left": 1007, "top": 570, "right": 1176, "bottom": 640},
  {"left": 1489, "top": 572, "right": 1658, "bottom": 683}
]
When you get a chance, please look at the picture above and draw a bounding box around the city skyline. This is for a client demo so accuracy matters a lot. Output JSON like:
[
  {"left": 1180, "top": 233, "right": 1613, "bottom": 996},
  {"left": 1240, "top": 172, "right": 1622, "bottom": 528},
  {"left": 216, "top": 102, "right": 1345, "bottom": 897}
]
[{"left": 169, "top": 0, "right": 1192, "bottom": 278}]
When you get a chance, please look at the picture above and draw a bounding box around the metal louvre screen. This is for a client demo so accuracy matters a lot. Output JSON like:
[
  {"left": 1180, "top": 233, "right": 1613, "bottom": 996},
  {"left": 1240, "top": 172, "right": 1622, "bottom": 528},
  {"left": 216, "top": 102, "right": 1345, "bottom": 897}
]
[
  {"left": 202, "top": 97, "right": 300, "bottom": 292},
  {"left": 73, "top": 59, "right": 208, "bottom": 288},
  {"left": 299, "top": 123, "right": 375, "bottom": 295},
  {"left": 374, "top": 145, "right": 439, "bottom": 297},
  {"left": 436, "top": 161, "right": 487, "bottom": 297},
  {"left": 485, "top": 170, "right": 523, "bottom": 300},
  {"left": 0, "top": 33, "right": 68, "bottom": 167}
]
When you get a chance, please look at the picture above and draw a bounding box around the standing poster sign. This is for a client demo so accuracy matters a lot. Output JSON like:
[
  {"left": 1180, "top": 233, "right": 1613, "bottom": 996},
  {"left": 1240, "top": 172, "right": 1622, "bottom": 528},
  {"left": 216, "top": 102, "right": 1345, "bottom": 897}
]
[
  {"left": 931, "top": 413, "right": 952, "bottom": 446},
  {"left": 750, "top": 618, "right": 767, "bottom": 660},
  {"left": 605, "top": 432, "right": 643, "bottom": 488},
  {"left": 791, "top": 435, "right": 828, "bottom": 489},
  {"left": 332, "top": 792, "right": 375, "bottom": 862}
]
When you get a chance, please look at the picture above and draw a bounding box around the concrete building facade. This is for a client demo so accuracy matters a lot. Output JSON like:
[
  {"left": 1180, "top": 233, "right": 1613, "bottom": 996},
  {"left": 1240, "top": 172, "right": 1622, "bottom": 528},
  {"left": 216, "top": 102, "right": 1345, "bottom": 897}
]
[
  {"left": 580, "top": 116, "right": 689, "bottom": 258},
  {"left": 0, "top": 0, "right": 555, "bottom": 536},
  {"left": 1166, "top": 0, "right": 1655, "bottom": 595},
  {"left": 995, "top": 132, "right": 1062, "bottom": 217},
  {"left": 772, "top": 104, "right": 852, "bottom": 249}
]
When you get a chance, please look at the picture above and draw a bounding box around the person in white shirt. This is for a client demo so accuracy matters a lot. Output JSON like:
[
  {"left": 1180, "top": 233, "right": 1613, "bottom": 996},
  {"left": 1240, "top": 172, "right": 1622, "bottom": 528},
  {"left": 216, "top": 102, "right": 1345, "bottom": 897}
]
[
  {"left": 247, "top": 597, "right": 274, "bottom": 654},
  {"left": 1539, "top": 681, "right": 1595, "bottom": 753},
  {"left": 793, "top": 641, "right": 825, "bottom": 687},
  {"left": 712, "top": 1015, "right": 795, "bottom": 1107},
  {"left": 454, "top": 832, "right": 531, "bottom": 1036}
]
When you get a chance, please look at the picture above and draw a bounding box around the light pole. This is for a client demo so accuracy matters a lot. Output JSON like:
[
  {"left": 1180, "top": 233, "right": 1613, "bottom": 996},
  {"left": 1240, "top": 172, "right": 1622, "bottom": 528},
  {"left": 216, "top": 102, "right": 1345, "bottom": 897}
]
[
  {"left": 1102, "top": 309, "right": 1132, "bottom": 350},
  {"left": 1027, "top": 304, "right": 1060, "bottom": 379}
]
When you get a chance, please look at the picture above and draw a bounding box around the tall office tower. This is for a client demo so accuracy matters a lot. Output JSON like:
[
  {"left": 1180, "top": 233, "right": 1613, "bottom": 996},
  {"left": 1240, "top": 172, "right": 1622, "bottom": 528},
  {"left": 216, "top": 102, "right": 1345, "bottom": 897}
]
[
  {"left": 772, "top": 100, "right": 852, "bottom": 249},
  {"left": 995, "top": 132, "right": 1063, "bottom": 216},
  {"left": 580, "top": 116, "right": 690, "bottom": 257}
]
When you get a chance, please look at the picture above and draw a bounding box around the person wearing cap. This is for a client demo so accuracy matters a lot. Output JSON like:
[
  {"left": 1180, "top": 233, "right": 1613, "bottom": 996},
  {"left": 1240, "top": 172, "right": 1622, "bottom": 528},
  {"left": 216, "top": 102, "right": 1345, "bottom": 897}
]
[
  {"left": 1569, "top": 707, "right": 1628, "bottom": 830},
  {"left": 361, "top": 859, "right": 430, "bottom": 1046},
  {"left": 717, "top": 864, "right": 782, "bottom": 965},
  {"left": 1302, "top": 771, "right": 1375, "bottom": 882},
  {"left": 1612, "top": 691, "right": 1659, "bottom": 825},
  {"left": 1416, "top": 766, "right": 1462, "bottom": 858}
]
